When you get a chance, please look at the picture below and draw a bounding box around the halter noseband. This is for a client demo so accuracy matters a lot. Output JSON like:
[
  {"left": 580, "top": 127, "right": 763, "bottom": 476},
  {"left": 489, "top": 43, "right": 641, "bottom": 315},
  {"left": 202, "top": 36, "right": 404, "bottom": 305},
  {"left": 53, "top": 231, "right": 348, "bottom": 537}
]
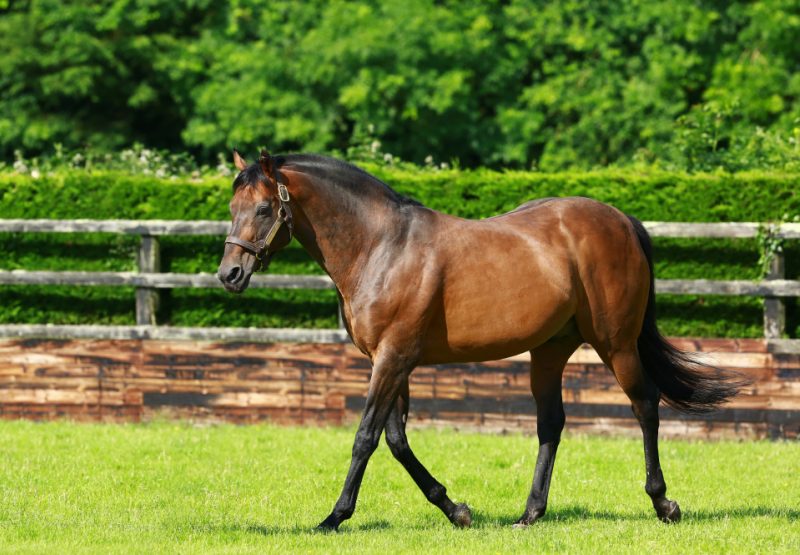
[{"left": 225, "top": 182, "right": 293, "bottom": 271}]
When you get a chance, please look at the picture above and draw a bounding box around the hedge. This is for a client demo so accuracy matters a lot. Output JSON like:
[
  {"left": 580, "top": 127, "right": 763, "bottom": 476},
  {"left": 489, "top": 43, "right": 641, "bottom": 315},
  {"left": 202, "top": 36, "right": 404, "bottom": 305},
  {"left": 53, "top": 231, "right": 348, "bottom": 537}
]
[
  {"left": 0, "top": 167, "right": 798, "bottom": 337},
  {"left": 369, "top": 167, "right": 800, "bottom": 223},
  {"left": 1, "top": 166, "right": 799, "bottom": 222}
]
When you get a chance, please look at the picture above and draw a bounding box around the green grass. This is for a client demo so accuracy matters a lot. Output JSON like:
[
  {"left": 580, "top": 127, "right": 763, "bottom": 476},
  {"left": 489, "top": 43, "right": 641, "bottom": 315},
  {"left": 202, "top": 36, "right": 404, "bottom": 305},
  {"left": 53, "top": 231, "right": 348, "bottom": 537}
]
[{"left": 0, "top": 421, "right": 797, "bottom": 554}]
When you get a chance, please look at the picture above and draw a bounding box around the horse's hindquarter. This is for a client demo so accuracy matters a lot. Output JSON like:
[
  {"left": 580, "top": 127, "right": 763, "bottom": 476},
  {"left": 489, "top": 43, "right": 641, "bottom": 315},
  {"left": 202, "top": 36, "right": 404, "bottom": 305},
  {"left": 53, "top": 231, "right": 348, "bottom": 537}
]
[{"left": 420, "top": 203, "right": 580, "bottom": 363}]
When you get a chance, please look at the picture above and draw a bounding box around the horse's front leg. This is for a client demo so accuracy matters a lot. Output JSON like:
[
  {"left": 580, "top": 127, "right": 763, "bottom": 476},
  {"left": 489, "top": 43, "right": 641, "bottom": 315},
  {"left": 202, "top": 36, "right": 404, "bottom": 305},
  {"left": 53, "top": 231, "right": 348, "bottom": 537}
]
[{"left": 317, "top": 348, "right": 412, "bottom": 531}]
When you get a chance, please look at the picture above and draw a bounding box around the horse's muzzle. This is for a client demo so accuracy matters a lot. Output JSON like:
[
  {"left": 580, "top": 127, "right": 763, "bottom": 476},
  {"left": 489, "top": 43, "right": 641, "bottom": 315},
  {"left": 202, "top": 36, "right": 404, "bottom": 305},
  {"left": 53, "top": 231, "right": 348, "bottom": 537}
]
[{"left": 218, "top": 262, "right": 252, "bottom": 293}]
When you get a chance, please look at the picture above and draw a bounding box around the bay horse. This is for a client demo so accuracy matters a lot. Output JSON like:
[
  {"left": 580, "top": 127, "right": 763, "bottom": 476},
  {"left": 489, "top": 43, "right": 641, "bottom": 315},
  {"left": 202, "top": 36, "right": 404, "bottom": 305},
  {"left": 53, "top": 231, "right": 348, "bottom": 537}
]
[{"left": 217, "top": 150, "right": 744, "bottom": 531}]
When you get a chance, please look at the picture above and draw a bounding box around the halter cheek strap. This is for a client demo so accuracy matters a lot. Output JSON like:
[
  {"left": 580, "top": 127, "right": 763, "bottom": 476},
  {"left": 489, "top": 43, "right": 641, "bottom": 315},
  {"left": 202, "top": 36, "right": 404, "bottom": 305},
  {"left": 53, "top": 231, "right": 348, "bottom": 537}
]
[{"left": 225, "top": 182, "right": 293, "bottom": 270}]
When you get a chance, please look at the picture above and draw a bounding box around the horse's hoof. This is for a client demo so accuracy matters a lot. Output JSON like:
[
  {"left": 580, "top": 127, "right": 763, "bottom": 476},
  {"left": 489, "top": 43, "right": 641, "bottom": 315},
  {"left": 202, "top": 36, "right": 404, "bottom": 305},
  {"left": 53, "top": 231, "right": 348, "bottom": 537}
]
[
  {"left": 656, "top": 499, "right": 681, "bottom": 523},
  {"left": 513, "top": 508, "right": 545, "bottom": 528},
  {"left": 451, "top": 503, "right": 472, "bottom": 528},
  {"left": 315, "top": 516, "right": 340, "bottom": 533}
]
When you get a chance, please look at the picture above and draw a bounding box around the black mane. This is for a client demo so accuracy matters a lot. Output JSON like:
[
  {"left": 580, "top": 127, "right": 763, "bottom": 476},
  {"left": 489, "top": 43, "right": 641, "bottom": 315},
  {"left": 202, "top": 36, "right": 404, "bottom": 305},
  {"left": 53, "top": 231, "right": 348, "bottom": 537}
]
[
  {"left": 232, "top": 163, "right": 266, "bottom": 192},
  {"left": 234, "top": 153, "right": 422, "bottom": 207}
]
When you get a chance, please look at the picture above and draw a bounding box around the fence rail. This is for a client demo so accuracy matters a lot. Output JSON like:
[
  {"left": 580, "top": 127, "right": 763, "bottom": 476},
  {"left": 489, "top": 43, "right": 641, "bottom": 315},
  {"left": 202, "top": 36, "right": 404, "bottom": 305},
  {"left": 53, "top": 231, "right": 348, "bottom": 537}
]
[
  {"left": 3, "top": 218, "right": 800, "bottom": 238},
  {"left": 0, "top": 219, "right": 229, "bottom": 235},
  {"left": 2, "top": 271, "right": 799, "bottom": 296},
  {"left": 0, "top": 270, "right": 334, "bottom": 289},
  {"left": 1, "top": 219, "right": 798, "bottom": 346}
]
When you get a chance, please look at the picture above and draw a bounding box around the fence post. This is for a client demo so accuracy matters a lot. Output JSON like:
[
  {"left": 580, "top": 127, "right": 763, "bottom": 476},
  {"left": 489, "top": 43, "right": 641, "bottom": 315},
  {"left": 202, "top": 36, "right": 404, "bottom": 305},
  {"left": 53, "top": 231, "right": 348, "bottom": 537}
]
[
  {"left": 763, "top": 235, "right": 785, "bottom": 339},
  {"left": 136, "top": 235, "right": 161, "bottom": 326}
]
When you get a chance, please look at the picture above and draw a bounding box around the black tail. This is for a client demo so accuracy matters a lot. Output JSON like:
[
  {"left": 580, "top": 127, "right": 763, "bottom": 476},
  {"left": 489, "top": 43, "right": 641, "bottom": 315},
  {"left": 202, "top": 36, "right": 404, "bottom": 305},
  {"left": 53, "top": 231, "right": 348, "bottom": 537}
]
[{"left": 628, "top": 216, "right": 750, "bottom": 414}]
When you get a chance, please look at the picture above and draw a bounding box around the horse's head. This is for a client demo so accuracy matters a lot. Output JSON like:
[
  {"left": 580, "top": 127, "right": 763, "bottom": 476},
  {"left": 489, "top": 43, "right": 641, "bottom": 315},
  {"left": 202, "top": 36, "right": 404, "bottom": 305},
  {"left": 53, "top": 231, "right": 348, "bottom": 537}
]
[{"left": 217, "top": 149, "right": 293, "bottom": 293}]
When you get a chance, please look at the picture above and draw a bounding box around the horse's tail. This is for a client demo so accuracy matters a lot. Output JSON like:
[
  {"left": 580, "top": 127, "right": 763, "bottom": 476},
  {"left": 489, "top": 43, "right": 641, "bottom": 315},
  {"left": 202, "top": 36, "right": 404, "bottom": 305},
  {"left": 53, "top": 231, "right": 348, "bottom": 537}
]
[{"left": 628, "top": 215, "right": 750, "bottom": 414}]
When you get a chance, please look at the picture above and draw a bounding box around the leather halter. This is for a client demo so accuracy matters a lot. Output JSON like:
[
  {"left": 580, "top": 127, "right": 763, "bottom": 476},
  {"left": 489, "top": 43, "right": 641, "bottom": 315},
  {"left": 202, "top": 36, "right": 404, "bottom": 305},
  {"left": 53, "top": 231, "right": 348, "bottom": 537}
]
[{"left": 225, "top": 182, "right": 293, "bottom": 271}]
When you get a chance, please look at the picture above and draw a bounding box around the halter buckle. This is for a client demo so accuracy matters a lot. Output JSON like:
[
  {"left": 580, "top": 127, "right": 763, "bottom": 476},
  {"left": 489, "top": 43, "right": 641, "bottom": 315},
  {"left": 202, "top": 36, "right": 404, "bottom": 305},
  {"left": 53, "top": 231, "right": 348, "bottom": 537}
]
[{"left": 278, "top": 183, "right": 290, "bottom": 202}]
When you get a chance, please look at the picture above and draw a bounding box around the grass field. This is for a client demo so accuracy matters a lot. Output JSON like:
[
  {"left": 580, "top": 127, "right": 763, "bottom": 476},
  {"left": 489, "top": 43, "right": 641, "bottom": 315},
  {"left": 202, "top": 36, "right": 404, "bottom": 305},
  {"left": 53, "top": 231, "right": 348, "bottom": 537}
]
[{"left": 0, "top": 421, "right": 797, "bottom": 554}]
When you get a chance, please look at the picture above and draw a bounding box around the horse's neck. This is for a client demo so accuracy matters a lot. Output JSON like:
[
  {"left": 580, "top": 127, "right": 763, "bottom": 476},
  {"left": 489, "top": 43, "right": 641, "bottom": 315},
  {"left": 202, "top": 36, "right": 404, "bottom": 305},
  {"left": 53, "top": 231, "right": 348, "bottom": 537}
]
[{"left": 288, "top": 172, "right": 409, "bottom": 293}]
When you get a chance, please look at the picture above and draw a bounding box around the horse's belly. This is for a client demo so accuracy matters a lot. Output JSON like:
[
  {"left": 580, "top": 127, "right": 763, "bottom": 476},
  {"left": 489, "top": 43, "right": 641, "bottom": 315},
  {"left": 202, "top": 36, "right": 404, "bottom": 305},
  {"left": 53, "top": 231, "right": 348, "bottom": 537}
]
[{"left": 421, "top": 274, "right": 575, "bottom": 363}]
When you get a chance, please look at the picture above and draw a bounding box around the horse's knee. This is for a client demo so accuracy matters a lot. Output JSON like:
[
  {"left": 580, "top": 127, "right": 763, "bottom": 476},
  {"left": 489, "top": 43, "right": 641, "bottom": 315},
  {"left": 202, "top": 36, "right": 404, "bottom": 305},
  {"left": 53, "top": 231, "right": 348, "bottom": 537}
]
[
  {"left": 385, "top": 428, "right": 409, "bottom": 458},
  {"left": 352, "top": 429, "right": 380, "bottom": 459}
]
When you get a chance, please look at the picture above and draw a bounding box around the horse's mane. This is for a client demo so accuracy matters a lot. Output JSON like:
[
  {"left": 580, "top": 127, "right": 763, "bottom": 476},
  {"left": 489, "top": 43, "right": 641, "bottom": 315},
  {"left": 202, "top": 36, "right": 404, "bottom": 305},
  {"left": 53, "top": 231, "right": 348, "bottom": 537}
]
[{"left": 235, "top": 153, "right": 422, "bottom": 208}]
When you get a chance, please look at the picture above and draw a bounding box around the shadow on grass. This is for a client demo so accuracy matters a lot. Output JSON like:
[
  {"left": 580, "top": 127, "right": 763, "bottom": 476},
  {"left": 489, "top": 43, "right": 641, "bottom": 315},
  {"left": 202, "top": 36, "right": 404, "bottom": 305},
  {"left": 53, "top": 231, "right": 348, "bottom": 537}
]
[
  {"left": 196, "top": 522, "right": 305, "bottom": 537},
  {"left": 471, "top": 504, "right": 799, "bottom": 527},
  {"left": 469, "top": 506, "right": 644, "bottom": 527},
  {"left": 687, "top": 506, "right": 800, "bottom": 521},
  {"left": 199, "top": 506, "right": 798, "bottom": 536},
  {"left": 198, "top": 518, "right": 393, "bottom": 537}
]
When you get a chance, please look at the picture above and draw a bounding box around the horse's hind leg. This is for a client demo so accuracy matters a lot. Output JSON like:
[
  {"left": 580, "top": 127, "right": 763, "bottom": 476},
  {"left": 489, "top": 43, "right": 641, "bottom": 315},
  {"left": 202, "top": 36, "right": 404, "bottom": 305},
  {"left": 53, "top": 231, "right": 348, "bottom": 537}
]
[
  {"left": 515, "top": 332, "right": 581, "bottom": 527},
  {"left": 384, "top": 378, "right": 472, "bottom": 527},
  {"left": 609, "top": 348, "right": 681, "bottom": 523}
]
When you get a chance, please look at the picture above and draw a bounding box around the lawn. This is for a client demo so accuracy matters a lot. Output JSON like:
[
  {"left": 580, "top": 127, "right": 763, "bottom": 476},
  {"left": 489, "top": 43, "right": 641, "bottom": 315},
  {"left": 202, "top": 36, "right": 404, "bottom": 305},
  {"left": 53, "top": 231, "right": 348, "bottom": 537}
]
[{"left": 0, "top": 421, "right": 797, "bottom": 554}]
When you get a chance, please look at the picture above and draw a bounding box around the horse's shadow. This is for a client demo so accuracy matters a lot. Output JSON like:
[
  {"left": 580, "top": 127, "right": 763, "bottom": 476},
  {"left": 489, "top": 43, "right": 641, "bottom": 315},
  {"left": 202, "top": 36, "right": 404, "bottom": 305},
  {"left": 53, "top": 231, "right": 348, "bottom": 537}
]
[
  {"left": 203, "top": 505, "right": 797, "bottom": 536},
  {"left": 205, "top": 519, "right": 393, "bottom": 537},
  {"left": 472, "top": 504, "right": 800, "bottom": 527},
  {"left": 683, "top": 506, "right": 800, "bottom": 522}
]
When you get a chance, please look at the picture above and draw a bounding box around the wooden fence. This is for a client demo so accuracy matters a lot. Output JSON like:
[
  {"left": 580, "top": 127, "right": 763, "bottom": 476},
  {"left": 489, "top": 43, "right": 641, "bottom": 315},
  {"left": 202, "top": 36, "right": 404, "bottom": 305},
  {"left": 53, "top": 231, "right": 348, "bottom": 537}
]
[
  {"left": 0, "top": 219, "right": 798, "bottom": 349},
  {"left": 1, "top": 337, "right": 797, "bottom": 439}
]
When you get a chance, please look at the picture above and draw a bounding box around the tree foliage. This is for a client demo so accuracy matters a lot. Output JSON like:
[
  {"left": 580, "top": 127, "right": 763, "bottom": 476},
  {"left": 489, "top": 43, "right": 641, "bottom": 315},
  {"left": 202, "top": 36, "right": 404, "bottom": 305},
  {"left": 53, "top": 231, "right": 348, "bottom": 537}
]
[{"left": 1, "top": 0, "right": 800, "bottom": 170}]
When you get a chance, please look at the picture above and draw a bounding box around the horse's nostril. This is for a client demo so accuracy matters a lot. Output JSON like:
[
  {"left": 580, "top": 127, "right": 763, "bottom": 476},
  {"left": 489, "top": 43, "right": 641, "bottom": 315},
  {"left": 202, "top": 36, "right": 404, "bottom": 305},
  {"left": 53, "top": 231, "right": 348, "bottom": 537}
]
[{"left": 226, "top": 265, "right": 243, "bottom": 284}]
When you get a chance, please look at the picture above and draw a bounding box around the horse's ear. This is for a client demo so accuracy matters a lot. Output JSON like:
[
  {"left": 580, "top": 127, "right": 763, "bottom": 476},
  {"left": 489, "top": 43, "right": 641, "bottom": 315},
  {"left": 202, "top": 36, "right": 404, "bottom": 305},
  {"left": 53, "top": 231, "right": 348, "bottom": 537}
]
[
  {"left": 232, "top": 149, "right": 247, "bottom": 172},
  {"left": 259, "top": 149, "right": 276, "bottom": 182}
]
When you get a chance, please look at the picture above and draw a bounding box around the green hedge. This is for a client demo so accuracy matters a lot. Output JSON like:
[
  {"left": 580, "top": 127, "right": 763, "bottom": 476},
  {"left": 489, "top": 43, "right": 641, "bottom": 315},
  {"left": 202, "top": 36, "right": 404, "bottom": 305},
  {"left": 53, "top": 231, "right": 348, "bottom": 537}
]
[
  {"left": 1, "top": 167, "right": 798, "bottom": 337},
  {"left": 1, "top": 166, "right": 799, "bottom": 221}
]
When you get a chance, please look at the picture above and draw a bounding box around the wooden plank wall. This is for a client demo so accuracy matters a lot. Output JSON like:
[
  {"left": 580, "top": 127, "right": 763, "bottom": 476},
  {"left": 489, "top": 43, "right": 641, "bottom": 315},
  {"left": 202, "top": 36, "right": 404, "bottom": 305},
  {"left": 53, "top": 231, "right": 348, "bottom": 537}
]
[{"left": 0, "top": 338, "right": 797, "bottom": 440}]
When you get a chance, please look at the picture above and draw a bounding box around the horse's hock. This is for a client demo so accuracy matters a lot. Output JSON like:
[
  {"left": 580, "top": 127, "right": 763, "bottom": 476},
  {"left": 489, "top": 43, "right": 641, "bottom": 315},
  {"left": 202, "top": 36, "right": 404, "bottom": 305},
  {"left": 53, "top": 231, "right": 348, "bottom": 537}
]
[{"left": 0, "top": 338, "right": 796, "bottom": 439}]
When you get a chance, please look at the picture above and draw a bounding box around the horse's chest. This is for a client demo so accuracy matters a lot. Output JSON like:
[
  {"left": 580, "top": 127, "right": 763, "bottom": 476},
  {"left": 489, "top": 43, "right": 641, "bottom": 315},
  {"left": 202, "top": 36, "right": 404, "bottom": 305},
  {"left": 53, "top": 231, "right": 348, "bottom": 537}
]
[
  {"left": 343, "top": 311, "right": 371, "bottom": 357},
  {"left": 343, "top": 286, "right": 433, "bottom": 358},
  {"left": 343, "top": 299, "right": 392, "bottom": 356}
]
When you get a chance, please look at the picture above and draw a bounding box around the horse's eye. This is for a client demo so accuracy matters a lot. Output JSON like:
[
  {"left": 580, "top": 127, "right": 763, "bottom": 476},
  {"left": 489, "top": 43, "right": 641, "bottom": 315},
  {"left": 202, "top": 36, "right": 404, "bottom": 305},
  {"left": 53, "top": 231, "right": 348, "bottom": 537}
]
[{"left": 256, "top": 204, "right": 271, "bottom": 217}]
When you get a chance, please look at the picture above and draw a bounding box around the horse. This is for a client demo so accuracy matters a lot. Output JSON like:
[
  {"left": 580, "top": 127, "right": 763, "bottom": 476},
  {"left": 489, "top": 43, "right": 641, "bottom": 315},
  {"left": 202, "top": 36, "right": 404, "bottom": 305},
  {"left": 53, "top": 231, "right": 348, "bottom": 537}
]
[{"left": 217, "top": 150, "right": 745, "bottom": 531}]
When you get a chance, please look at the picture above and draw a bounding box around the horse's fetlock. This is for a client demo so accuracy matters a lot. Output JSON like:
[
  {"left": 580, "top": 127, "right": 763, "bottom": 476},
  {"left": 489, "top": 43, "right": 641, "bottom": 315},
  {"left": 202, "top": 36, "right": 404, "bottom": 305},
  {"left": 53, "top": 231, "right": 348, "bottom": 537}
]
[
  {"left": 334, "top": 504, "right": 355, "bottom": 521},
  {"left": 645, "top": 480, "right": 666, "bottom": 499},
  {"left": 528, "top": 503, "right": 547, "bottom": 518},
  {"left": 426, "top": 484, "right": 447, "bottom": 504}
]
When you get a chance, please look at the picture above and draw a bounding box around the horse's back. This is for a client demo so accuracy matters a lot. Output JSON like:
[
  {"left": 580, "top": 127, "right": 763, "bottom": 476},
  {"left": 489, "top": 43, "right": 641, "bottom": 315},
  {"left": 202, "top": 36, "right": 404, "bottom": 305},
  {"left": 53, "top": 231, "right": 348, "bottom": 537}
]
[{"left": 491, "top": 195, "right": 625, "bottom": 225}]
